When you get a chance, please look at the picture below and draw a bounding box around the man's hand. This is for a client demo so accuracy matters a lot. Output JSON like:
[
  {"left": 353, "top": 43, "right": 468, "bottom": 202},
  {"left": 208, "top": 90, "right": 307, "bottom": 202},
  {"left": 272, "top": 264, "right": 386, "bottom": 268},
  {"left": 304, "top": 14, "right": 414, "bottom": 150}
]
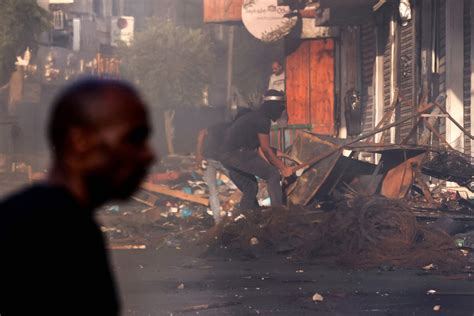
[
  {"left": 195, "top": 155, "right": 204, "bottom": 169},
  {"left": 280, "top": 166, "right": 293, "bottom": 178}
]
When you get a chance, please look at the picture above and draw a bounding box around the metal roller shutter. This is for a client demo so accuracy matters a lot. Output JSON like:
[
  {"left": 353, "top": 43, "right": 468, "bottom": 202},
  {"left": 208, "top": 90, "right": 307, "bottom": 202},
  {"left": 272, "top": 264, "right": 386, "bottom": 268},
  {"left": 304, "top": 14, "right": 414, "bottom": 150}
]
[{"left": 360, "top": 22, "right": 376, "bottom": 134}]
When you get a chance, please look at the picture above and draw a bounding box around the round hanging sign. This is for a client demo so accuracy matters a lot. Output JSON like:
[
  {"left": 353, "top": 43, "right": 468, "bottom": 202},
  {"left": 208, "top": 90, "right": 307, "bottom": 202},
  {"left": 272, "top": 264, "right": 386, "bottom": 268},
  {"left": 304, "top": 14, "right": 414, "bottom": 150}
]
[{"left": 242, "top": 0, "right": 298, "bottom": 43}]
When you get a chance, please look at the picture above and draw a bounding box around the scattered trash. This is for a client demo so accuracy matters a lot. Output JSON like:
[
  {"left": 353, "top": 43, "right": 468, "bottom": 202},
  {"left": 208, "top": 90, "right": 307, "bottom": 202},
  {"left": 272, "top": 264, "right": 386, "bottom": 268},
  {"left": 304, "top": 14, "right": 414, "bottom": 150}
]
[
  {"left": 454, "top": 232, "right": 474, "bottom": 249},
  {"left": 312, "top": 293, "right": 324, "bottom": 302},
  {"left": 106, "top": 205, "right": 120, "bottom": 212},
  {"left": 250, "top": 237, "right": 259, "bottom": 246},
  {"left": 108, "top": 244, "right": 146, "bottom": 250},
  {"left": 234, "top": 214, "right": 247, "bottom": 222},
  {"left": 427, "top": 289, "right": 437, "bottom": 295},
  {"left": 174, "top": 301, "right": 242, "bottom": 313},
  {"left": 260, "top": 197, "right": 271, "bottom": 207},
  {"left": 94, "top": 154, "right": 474, "bottom": 275},
  {"left": 182, "top": 187, "right": 193, "bottom": 195},
  {"left": 433, "top": 305, "right": 441, "bottom": 311},
  {"left": 422, "top": 264, "right": 435, "bottom": 271},
  {"left": 97, "top": 155, "right": 237, "bottom": 249},
  {"left": 180, "top": 207, "right": 193, "bottom": 218},
  {"left": 177, "top": 283, "right": 184, "bottom": 290}
]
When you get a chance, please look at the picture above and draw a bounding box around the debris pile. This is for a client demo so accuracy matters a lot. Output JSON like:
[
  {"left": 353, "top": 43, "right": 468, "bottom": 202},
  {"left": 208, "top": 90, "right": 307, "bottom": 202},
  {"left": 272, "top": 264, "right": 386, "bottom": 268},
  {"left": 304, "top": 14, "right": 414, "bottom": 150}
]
[
  {"left": 97, "top": 155, "right": 241, "bottom": 249},
  {"left": 204, "top": 206, "right": 314, "bottom": 258},
  {"left": 306, "top": 196, "right": 468, "bottom": 270},
  {"left": 98, "top": 199, "right": 213, "bottom": 249},
  {"left": 205, "top": 196, "right": 469, "bottom": 271},
  {"left": 422, "top": 151, "right": 474, "bottom": 188}
]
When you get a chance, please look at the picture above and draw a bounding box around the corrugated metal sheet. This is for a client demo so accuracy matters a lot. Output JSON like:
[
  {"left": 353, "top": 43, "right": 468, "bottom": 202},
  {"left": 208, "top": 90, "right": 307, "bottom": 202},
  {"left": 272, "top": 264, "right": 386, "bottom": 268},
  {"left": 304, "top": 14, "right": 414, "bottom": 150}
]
[
  {"left": 463, "top": 0, "right": 471, "bottom": 156},
  {"left": 383, "top": 19, "right": 392, "bottom": 143},
  {"left": 399, "top": 12, "right": 417, "bottom": 142},
  {"left": 360, "top": 22, "right": 375, "bottom": 134}
]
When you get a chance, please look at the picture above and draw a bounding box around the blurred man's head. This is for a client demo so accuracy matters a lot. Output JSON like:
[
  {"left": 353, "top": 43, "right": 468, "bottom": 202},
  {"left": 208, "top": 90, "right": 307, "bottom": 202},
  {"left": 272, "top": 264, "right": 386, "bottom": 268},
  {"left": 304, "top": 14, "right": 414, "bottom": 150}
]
[
  {"left": 271, "top": 61, "right": 283, "bottom": 76},
  {"left": 48, "top": 78, "right": 155, "bottom": 205},
  {"left": 261, "top": 89, "right": 285, "bottom": 122}
]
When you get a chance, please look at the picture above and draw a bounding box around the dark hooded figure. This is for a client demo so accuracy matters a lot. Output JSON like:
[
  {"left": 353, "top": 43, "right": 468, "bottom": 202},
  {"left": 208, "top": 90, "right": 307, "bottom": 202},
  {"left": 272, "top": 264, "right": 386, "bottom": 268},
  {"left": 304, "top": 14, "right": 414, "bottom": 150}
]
[
  {"left": 0, "top": 78, "right": 155, "bottom": 315},
  {"left": 219, "top": 89, "right": 292, "bottom": 210}
]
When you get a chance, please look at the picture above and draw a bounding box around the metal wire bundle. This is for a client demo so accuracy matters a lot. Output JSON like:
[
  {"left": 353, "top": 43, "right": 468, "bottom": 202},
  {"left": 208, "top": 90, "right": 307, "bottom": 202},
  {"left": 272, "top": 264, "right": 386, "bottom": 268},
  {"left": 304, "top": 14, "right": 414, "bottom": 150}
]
[{"left": 307, "top": 196, "right": 467, "bottom": 270}]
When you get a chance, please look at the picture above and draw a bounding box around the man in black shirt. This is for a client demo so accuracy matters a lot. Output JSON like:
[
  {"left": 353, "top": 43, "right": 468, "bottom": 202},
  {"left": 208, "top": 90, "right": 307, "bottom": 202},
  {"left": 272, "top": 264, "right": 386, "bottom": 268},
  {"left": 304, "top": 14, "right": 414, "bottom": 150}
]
[
  {"left": 0, "top": 78, "right": 155, "bottom": 315},
  {"left": 196, "top": 108, "right": 252, "bottom": 222},
  {"left": 220, "top": 90, "right": 292, "bottom": 210}
]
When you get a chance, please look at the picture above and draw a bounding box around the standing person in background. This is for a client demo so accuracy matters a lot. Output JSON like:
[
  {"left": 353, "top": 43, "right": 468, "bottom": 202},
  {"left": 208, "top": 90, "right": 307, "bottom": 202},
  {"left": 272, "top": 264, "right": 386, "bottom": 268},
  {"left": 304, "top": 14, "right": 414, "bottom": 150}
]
[
  {"left": 268, "top": 60, "right": 285, "bottom": 92},
  {"left": 196, "top": 108, "right": 252, "bottom": 223},
  {"left": 268, "top": 60, "right": 288, "bottom": 128},
  {"left": 219, "top": 90, "right": 291, "bottom": 210},
  {"left": 0, "top": 78, "right": 156, "bottom": 315}
]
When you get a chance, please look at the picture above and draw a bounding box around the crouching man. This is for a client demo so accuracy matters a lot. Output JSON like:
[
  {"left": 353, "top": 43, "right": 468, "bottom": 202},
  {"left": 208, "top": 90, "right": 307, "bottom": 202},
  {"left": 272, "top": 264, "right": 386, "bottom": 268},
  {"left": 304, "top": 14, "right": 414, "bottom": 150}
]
[{"left": 219, "top": 90, "right": 292, "bottom": 210}]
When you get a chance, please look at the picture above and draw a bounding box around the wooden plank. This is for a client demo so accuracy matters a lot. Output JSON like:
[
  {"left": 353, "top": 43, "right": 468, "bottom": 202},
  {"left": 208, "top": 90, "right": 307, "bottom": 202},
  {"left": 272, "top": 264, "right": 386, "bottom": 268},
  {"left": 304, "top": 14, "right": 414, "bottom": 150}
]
[
  {"left": 310, "top": 39, "right": 335, "bottom": 135},
  {"left": 132, "top": 189, "right": 160, "bottom": 207},
  {"left": 433, "top": 101, "right": 474, "bottom": 140},
  {"left": 286, "top": 41, "right": 311, "bottom": 125},
  {"left": 203, "top": 0, "right": 243, "bottom": 23},
  {"left": 141, "top": 182, "right": 209, "bottom": 206}
]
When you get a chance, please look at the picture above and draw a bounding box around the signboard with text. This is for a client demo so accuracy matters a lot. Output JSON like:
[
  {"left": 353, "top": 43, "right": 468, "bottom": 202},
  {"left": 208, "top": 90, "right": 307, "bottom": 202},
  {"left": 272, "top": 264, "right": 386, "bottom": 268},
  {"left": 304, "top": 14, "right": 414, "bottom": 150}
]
[{"left": 242, "top": 0, "right": 297, "bottom": 42}]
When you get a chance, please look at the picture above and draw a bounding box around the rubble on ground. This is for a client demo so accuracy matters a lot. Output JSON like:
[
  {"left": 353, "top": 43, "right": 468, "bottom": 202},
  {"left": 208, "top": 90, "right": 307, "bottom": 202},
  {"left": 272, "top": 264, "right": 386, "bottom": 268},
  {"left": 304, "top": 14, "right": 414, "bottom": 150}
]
[
  {"left": 94, "top": 149, "right": 474, "bottom": 273},
  {"left": 97, "top": 154, "right": 245, "bottom": 249},
  {"left": 305, "top": 195, "right": 468, "bottom": 270},
  {"left": 203, "top": 206, "right": 315, "bottom": 258},
  {"left": 205, "top": 195, "right": 471, "bottom": 271}
]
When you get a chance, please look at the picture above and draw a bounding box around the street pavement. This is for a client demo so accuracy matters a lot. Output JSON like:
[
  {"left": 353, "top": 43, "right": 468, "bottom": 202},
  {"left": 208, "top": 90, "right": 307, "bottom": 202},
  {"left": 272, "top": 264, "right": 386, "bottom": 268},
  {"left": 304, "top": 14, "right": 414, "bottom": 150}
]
[{"left": 111, "top": 245, "right": 474, "bottom": 316}]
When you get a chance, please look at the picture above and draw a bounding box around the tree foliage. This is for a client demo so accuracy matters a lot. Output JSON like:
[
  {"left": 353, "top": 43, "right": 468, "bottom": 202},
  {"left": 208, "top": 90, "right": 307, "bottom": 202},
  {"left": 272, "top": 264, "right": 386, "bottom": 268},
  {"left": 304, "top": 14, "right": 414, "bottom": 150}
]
[
  {"left": 120, "top": 18, "right": 214, "bottom": 109},
  {"left": 0, "top": 0, "right": 49, "bottom": 84}
]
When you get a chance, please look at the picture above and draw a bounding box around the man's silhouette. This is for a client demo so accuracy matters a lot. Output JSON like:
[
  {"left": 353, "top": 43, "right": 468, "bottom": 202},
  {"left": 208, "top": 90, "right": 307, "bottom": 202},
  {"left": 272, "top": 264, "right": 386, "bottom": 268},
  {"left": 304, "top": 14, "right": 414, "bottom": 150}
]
[{"left": 0, "top": 78, "right": 155, "bottom": 315}]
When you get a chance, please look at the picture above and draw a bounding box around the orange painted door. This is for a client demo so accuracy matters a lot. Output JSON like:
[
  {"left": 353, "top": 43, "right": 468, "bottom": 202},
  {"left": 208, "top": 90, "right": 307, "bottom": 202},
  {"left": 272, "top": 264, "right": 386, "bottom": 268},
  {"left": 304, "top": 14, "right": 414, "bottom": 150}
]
[
  {"left": 286, "top": 39, "right": 335, "bottom": 135},
  {"left": 286, "top": 41, "right": 311, "bottom": 125}
]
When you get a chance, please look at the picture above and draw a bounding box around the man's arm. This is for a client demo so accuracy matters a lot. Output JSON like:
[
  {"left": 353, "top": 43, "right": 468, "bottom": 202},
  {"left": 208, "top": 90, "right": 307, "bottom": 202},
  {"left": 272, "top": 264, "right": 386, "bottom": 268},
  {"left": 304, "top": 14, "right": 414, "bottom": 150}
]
[
  {"left": 258, "top": 133, "right": 292, "bottom": 177},
  {"left": 258, "top": 146, "right": 284, "bottom": 163},
  {"left": 196, "top": 128, "right": 208, "bottom": 168}
]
